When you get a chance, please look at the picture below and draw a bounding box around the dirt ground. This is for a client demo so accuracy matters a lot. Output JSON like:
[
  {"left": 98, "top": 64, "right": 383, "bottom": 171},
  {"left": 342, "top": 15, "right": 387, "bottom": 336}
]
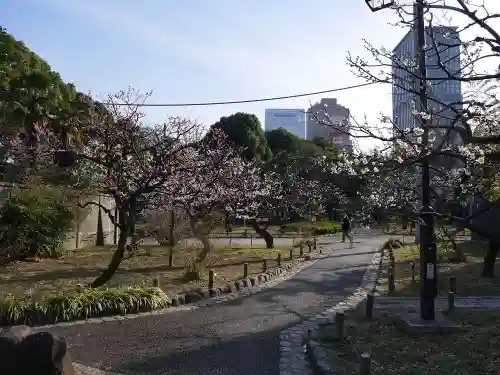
[{"left": 0, "top": 242, "right": 308, "bottom": 298}]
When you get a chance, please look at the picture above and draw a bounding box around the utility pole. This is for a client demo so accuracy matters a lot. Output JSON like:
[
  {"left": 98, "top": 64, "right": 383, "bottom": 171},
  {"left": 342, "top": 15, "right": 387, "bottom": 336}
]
[
  {"left": 365, "top": 0, "right": 437, "bottom": 320},
  {"left": 415, "top": 0, "right": 437, "bottom": 321}
]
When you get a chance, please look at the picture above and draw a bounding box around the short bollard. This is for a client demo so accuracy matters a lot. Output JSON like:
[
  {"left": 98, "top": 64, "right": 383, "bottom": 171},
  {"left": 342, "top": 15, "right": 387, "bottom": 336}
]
[
  {"left": 277, "top": 253, "right": 282, "bottom": 267},
  {"left": 448, "top": 291, "right": 455, "bottom": 312},
  {"left": 335, "top": 311, "right": 345, "bottom": 340},
  {"left": 289, "top": 248, "right": 293, "bottom": 260},
  {"left": 243, "top": 263, "right": 249, "bottom": 278},
  {"left": 262, "top": 259, "right": 268, "bottom": 272},
  {"left": 388, "top": 266, "right": 395, "bottom": 294},
  {"left": 152, "top": 276, "right": 160, "bottom": 288},
  {"left": 360, "top": 353, "right": 372, "bottom": 375},
  {"left": 208, "top": 270, "right": 214, "bottom": 289},
  {"left": 449, "top": 276, "right": 456, "bottom": 293},
  {"left": 411, "top": 261, "right": 416, "bottom": 284},
  {"left": 313, "top": 237, "right": 317, "bottom": 250},
  {"left": 300, "top": 244, "right": 304, "bottom": 257},
  {"left": 250, "top": 236, "right": 253, "bottom": 246},
  {"left": 365, "top": 293, "right": 374, "bottom": 320}
]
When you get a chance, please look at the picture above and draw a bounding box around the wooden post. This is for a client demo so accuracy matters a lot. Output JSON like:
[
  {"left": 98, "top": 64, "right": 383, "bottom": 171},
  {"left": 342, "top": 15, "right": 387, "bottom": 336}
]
[
  {"left": 448, "top": 291, "right": 455, "bottom": 312},
  {"left": 449, "top": 276, "right": 456, "bottom": 293},
  {"left": 152, "top": 276, "right": 160, "bottom": 287},
  {"left": 335, "top": 311, "right": 345, "bottom": 340},
  {"left": 208, "top": 270, "right": 214, "bottom": 289},
  {"left": 360, "top": 353, "right": 372, "bottom": 375},
  {"left": 313, "top": 237, "right": 317, "bottom": 250},
  {"left": 250, "top": 235, "right": 253, "bottom": 246},
  {"left": 243, "top": 263, "right": 249, "bottom": 278},
  {"left": 262, "top": 259, "right": 268, "bottom": 272},
  {"left": 300, "top": 243, "right": 304, "bottom": 257},
  {"left": 366, "top": 293, "right": 374, "bottom": 320},
  {"left": 289, "top": 248, "right": 293, "bottom": 260},
  {"left": 277, "top": 253, "right": 282, "bottom": 267},
  {"left": 388, "top": 266, "right": 395, "bottom": 294}
]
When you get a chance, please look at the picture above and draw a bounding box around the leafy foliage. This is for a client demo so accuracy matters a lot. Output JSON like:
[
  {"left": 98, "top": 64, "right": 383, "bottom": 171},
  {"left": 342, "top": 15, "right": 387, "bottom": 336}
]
[
  {"left": 209, "top": 112, "right": 272, "bottom": 161},
  {"left": 0, "top": 182, "right": 75, "bottom": 262},
  {"left": 0, "top": 285, "right": 169, "bottom": 326}
]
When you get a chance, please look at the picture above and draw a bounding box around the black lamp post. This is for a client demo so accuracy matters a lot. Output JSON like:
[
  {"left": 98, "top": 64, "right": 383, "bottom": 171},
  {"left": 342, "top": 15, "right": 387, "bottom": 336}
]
[
  {"left": 365, "top": 0, "right": 394, "bottom": 12},
  {"left": 364, "top": 0, "right": 438, "bottom": 321}
]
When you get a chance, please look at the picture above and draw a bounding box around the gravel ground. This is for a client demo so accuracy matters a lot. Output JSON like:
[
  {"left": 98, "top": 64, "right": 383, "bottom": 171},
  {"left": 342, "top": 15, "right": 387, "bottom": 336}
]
[{"left": 45, "top": 232, "right": 387, "bottom": 375}]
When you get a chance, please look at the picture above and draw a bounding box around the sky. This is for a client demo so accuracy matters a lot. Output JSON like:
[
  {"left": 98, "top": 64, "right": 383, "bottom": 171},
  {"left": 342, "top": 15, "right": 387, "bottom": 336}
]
[{"left": 2, "top": 0, "right": 499, "bottom": 151}]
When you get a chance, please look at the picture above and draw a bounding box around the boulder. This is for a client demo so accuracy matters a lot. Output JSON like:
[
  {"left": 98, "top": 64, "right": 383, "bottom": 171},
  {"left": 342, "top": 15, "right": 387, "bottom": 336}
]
[{"left": 0, "top": 326, "right": 68, "bottom": 375}]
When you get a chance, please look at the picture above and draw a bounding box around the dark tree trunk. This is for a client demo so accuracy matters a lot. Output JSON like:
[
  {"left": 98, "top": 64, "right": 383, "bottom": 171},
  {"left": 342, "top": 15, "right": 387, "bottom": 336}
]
[
  {"left": 482, "top": 240, "right": 499, "bottom": 278},
  {"left": 249, "top": 221, "right": 274, "bottom": 248},
  {"left": 168, "top": 209, "right": 175, "bottom": 267},
  {"left": 91, "top": 204, "right": 135, "bottom": 288},
  {"left": 95, "top": 207, "right": 105, "bottom": 246}
]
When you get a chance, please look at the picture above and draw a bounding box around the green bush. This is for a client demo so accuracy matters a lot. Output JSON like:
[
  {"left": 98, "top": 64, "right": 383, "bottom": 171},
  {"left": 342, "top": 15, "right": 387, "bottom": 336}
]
[
  {"left": 0, "top": 183, "right": 75, "bottom": 260},
  {"left": 0, "top": 285, "right": 170, "bottom": 326},
  {"left": 280, "top": 220, "right": 340, "bottom": 236}
]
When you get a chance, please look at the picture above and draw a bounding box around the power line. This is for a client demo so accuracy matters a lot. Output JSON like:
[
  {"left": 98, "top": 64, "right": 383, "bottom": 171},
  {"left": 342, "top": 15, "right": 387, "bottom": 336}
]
[{"left": 101, "top": 82, "right": 378, "bottom": 107}]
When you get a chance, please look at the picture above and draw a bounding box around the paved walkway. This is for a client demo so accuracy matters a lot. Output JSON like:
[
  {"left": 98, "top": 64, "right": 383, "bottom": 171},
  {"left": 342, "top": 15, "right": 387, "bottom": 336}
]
[
  {"left": 375, "top": 296, "right": 500, "bottom": 309},
  {"left": 43, "top": 232, "right": 387, "bottom": 375}
]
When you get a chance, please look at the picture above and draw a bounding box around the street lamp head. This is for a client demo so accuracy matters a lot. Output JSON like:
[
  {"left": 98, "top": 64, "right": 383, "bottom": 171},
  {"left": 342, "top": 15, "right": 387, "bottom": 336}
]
[{"left": 365, "top": 0, "right": 395, "bottom": 12}]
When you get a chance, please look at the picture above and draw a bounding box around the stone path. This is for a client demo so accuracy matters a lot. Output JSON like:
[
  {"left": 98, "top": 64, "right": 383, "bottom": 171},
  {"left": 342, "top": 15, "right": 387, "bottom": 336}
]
[
  {"left": 44, "top": 231, "right": 387, "bottom": 375},
  {"left": 375, "top": 296, "right": 500, "bottom": 309}
]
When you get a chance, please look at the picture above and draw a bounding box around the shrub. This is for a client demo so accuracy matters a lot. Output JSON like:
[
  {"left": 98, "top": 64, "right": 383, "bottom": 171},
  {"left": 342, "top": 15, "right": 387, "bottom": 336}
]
[
  {"left": 0, "top": 183, "right": 75, "bottom": 260},
  {"left": 0, "top": 285, "right": 170, "bottom": 326}
]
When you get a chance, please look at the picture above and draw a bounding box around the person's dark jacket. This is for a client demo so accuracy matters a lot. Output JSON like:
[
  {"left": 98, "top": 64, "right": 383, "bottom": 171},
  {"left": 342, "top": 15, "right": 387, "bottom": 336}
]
[{"left": 341, "top": 217, "right": 351, "bottom": 232}]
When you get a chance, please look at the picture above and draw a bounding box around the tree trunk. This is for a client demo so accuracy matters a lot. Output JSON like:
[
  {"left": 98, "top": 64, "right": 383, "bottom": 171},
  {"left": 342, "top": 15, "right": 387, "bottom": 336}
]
[
  {"left": 91, "top": 205, "right": 134, "bottom": 288},
  {"left": 194, "top": 231, "right": 212, "bottom": 263},
  {"left": 482, "top": 240, "right": 499, "bottom": 278},
  {"left": 168, "top": 209, "right": 175, "bottom": 267},
  {"left": 249, "top": 222, "right": 274, "bottom": 248}
]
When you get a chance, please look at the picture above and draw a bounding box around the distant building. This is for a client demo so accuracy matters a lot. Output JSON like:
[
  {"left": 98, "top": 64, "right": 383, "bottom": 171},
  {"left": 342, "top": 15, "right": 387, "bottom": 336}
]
[
  {"left": 264, "top": 108, "right": 306, "bottom": 138},
  {"left": 306, "top": 98, "right": 352, "bottom": 149},
  {"left": 392, "top": 26, "right": 462, "bottom": 139}
]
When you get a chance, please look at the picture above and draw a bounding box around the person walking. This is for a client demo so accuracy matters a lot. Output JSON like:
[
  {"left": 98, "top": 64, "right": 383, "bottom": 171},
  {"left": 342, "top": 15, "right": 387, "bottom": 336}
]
[{"left": 341, "top": 214, "right": 353, "bottom": 247}]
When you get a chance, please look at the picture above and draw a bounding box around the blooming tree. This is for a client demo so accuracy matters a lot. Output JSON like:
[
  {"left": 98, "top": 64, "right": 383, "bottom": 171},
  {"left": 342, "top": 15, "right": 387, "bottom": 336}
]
[{"left": 308, "top": 0, "right": 500, "bottom": 273}]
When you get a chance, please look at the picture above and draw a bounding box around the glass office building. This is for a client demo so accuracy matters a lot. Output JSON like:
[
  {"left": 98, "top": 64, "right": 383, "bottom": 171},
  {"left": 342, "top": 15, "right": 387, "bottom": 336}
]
[
  {"left": 264, "top": 108, "right": 306, "bottom": 138},
  {"left": 392, "top": 26, "right": 462, "bottom": 133}
]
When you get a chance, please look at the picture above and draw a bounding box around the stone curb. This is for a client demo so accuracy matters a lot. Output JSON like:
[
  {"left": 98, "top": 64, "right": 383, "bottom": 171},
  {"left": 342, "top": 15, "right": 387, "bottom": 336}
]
[
  {"left": 33, "top": 242, "right": 334, "bottom": 330},
  {"left": 279, "top": 243, "right": 386, "bottom": 375}
]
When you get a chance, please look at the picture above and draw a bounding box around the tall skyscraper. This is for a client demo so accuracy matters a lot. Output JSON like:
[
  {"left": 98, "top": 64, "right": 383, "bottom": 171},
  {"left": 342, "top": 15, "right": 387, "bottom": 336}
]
[
  {"left": 306, "top": 98, "right": 352, "bottom": 149},
  {"left": 264, "top": 108, "right": 306, "bottom": 138},
  {"left": 392, "top": 26, "right": 462, "bottom": 135}
]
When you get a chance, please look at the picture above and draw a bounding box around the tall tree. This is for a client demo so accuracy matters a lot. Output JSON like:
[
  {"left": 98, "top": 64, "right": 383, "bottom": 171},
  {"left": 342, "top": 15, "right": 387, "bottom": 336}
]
[{"left": 209, "top": 112, "right": 272, "bottom": 161}]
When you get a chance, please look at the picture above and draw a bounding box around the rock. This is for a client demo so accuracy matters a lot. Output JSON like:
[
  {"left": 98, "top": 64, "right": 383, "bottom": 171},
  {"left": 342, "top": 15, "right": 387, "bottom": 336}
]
[
  {"left": 185, "top": 292, "right": 204, "bottom": 303},
  {"left": 249, "top": 277, "right": 258, "bottom": 286},
  {"left": 222, "top": 285, "right": 231, "bottom": 294},
  {"left": 0, "top": 328, "right": 68, "bottom": 375},
  {"left": 177, "top": 294, "right": 185, "bottom": 305},
  {"left": 259, "top": 274, "right": 267, "bottom": 283},
  {"left": 242, "top": 278, "right": 251, "bottom": 288},
  {"left": 234, "top": 280, "right": 244, "bottom": 291},
  {"left": 197, "top": 289, "right": 210, "bottom": 298},
  {"left": 171, "top": 296, "right": 180, "bottom": 306}
]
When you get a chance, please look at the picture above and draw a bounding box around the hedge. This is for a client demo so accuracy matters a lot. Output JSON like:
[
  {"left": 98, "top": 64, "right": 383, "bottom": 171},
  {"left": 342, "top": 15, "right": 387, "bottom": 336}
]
[{"left": 0, "top": 285, "right": 170, "bottom": 326}]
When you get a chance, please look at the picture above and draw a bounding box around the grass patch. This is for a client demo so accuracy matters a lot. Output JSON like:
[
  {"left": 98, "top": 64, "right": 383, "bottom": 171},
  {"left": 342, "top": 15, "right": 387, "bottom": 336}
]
[
  {"left": 380, "top": 240, "right": 500, "bottom": 296},
  {"left": 316, "top": 306, "right": 500, "bottom": 375},
  {"left": 0, "top": 242, "right": 303, "bottom": 299},
  {"left": 0, "top": 285, "right": 170, "bottom": 326}
]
